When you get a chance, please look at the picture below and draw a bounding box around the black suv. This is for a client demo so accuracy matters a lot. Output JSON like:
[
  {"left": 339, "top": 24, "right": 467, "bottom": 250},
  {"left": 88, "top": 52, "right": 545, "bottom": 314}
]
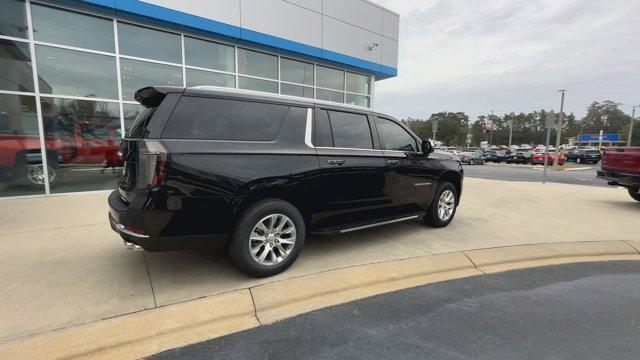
[{"left": 109, "top": 86, "right": 464, "bottom": 277}]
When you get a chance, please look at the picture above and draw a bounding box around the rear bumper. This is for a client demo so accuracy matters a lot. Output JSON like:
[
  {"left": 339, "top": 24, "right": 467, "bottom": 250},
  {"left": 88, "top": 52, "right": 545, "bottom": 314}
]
[
  {"left": 596, "top": 170, "right": 640, "bottom": 188},
  {"left": 108, "top": 190, "right": 227, "bottom": 251}
]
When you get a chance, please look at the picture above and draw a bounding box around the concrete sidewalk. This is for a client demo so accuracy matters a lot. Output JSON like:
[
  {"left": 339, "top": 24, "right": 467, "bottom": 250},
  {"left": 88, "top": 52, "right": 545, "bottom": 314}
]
[{"left": 0, "top": 178, "right": 638, "bottom": 345}]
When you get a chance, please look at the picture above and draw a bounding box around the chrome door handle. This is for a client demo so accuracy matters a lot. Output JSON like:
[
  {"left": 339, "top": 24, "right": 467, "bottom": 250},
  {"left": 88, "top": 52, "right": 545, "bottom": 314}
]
[
  {"left": 327, "top": 159, "right": 346, "bottom": 165},
  {"left": 387, "top": 159, "right": 401, "bottom": 165}
]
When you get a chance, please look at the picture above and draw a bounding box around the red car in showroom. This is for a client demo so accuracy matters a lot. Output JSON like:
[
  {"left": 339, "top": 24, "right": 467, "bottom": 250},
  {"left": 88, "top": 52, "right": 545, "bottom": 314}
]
[
  {"left": 0, "top": 133, "right": 74, "bottom": 186},
  {"left": 0, "top": 119, "right": 122, "bottom": 186},
  {"left": 530, "top": 150, "right": 565, "bottom": 165}
]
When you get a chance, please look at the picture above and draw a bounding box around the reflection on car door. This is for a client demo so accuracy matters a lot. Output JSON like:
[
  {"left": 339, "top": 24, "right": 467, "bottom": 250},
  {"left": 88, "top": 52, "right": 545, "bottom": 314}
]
[
  {"left": 375, "top": 116, "right": 439, "bottom": 216},
  {"left": 309, "top": 108, "right": 388, "bottom": 230}
]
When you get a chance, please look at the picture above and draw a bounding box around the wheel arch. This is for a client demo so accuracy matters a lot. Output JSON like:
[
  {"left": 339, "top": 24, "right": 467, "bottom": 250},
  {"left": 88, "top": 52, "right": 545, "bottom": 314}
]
[
  {"left": 232, "top": 182, "right": 313, "bottom": 228},
  {"left": 438, "top": 171, "right": 463, "bottom": 203}
]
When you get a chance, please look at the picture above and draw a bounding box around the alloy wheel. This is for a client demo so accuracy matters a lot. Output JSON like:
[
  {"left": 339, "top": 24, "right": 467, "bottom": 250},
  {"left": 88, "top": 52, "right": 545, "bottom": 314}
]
[
  {"left": 249, "top": 213, "right": 297, "bottom": 266},
  {"left": 437, "top": 190, "right": 455, "bottom": 221},
  {"left": 27, "top": 165, "right": 55, "bottom": 185}
]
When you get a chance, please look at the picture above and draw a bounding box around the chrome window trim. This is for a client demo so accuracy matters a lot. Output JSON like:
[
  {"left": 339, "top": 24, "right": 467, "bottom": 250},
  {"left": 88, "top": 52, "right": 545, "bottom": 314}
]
[
  {"left": 303, "top": 107, "right": 413, "bottom": 154},
  {"left": 305, "top": 108, "right": 313, "bottom": 148}
]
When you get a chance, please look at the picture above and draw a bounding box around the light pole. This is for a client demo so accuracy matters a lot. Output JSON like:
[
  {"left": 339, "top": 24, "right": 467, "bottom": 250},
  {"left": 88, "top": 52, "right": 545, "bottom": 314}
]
[
  {"left": 488, "top": 110, "right": 494, "bottom": 148},
  {"left": 554, "top": 90, "right": 566, "bottom": 168},
  {"left": 432, "top": 119, "right": 438, "bottom": 143},
  {"left": 629, "top": 105, "right": 638, "bottom": 146},
  {"left": 508, "top": 117, "right": 514, "bottom": 147}
]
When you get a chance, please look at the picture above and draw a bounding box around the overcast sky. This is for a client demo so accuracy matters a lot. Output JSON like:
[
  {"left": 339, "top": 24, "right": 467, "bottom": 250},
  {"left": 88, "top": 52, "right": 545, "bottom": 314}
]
[{"left": 371, "top": 0, "right": 640, "bottom": 122}]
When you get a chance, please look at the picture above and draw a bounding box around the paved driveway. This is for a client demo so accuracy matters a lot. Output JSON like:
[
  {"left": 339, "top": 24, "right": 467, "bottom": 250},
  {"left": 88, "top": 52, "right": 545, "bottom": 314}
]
[
  {"left": 154, "top": 261, "right": 640, "bottom": 360},
  {"left": 0, "top": 178, "right": 638, "bottom": 341}
]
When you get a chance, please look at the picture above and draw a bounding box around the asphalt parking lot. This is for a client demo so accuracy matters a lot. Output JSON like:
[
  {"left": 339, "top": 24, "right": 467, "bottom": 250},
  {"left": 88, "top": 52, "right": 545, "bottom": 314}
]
[
  {"left": 463, "top": 162, "right": 604, "bottom": 187},
  {"left": 154, "top": 260, "right": 640, "bottom": 360}
]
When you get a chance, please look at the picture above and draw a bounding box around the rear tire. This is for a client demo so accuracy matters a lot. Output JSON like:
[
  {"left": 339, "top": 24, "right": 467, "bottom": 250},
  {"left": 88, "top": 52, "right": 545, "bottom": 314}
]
[
  {"left": 228, "top": 198, "right": 305, "bottom": 277},
  {"left": 424, "top": 181, "right": 458, "bottom": 228},
  {"left": 629, "top": 187, "right": 640, "bottom": 202}
]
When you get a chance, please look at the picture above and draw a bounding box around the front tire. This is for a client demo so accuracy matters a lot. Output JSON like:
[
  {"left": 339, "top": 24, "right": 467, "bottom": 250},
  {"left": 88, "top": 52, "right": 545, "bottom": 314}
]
[
  {"left": 228, "top": 198, "right": 305, "bottom": 277},
  {"left": 629, "top": 187, "right": 640, "bottom": 202},
  {"left": 424, "top": 182, "right": 458, "bottom": 228}
]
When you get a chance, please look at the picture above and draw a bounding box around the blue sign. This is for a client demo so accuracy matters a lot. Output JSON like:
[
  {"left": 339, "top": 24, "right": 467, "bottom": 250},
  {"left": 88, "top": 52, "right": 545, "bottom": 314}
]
[{"left": 578, "top": 133, "right": 620, "bottom": 142}]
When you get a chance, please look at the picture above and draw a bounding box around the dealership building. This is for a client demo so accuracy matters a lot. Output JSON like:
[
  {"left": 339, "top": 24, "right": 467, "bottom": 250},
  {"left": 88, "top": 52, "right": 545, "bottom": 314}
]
[{"left": 0, "top": 0, "right": 399, "bottom": 197}]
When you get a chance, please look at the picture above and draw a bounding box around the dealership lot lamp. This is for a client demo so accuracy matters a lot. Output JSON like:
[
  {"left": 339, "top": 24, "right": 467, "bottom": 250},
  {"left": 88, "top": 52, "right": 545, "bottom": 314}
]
[
  {"left": 432, "top": 119, "right": 438, "bottom": 142},
  {"left": 629, "top": 106, "right": 637, "bottom": 146},
  {"left": 543, "top": 111, "right": 555, "bottom": 183}
]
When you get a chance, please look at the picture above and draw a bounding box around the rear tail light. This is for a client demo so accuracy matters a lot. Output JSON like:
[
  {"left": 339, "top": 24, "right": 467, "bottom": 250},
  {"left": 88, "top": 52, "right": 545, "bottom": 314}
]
[{"left": 143, "top": 140, "right": 169, "bottom": 186}]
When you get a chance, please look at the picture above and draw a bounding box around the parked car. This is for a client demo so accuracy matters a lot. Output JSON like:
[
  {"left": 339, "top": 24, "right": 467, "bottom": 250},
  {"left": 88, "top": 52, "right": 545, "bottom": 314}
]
[
  {"left": 505, "top": 148, "right": 533, "bottom": 164},
  {"left": 445, "top": 147, "right": 459, "bottom": 156},
  {"left": 530, "top": 150, "right": 566, "bottom": 165},
  {"left": 459, "top": 151, "right": 485, "bottom": 165},
  {"left": 597, "top": 147, "right": 640, "bottom": 202},
  {"left": 0, "top": 118, "right": 122, "bottom": 186},
  {"left": 109, "top": 86, "right": 464, "bottom": 277},
  {"left": 0, "top": 133, "right": 73, "bottom": 186},
  {"left": 482, "top": 150, "right": 506, "bottom": 163},
  {"left": 568, "top": 149, "right": 601, "bottom": 164}
]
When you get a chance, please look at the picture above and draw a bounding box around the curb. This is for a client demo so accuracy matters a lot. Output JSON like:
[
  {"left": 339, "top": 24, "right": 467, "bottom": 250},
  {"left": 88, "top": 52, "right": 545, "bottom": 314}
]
[
  {"left": 1, "top": 240, "right": 639, "bottom": 359},
  {"left": 530, "top": 166, "right": 591, "bottom": 171}
]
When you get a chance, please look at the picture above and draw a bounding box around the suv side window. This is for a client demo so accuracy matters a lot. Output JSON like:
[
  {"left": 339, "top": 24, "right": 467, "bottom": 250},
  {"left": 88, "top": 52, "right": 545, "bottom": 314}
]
[
  {"left": 327, "top": 110, "right": 373, "bottom": 149},
  {"left": 375, "top": 117, "right": 417, "bottom": 152},
  {"left": 313, "top": 108, "right": 333, "bottom": 147},
  {"left": 163, "top": 97, "right": 289, "bottom": 141}
]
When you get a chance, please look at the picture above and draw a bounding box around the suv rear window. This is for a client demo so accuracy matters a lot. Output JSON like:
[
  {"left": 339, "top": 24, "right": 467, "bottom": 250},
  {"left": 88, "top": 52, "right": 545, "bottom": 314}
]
[
  {"left": 126, "top": 106, "right": 157, "bottom": 138},
  {"left": 163, "top": 97, "right": 289, "bottom": 141}
]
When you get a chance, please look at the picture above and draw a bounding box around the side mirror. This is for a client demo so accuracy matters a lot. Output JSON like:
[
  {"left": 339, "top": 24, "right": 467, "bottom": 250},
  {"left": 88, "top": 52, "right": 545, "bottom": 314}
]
[{"left": 422, "top": 139, "right": 434, "bottom": 155}]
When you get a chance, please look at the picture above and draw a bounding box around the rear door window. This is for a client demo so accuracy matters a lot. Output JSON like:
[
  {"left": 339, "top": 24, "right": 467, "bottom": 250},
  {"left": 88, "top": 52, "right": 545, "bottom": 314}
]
[
  {"left": 163, "top": 97, "right": 289, "bottom": 141},
  {"left": 313, "top": 108, "right": 333, "bottom": 147},
  {"left": 327, "top": 110, "right": 372, "bottom": 149}
]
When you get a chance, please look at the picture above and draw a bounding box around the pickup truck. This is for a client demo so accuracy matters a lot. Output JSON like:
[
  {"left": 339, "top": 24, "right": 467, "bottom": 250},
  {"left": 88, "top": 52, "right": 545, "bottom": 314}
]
[{"left": 597, "top": 147, "right": 640, "bottom": 202}]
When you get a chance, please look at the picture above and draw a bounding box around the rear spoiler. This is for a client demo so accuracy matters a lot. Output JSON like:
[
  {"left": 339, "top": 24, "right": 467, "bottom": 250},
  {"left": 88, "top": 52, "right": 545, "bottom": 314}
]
[{"left": 134, "top": 86, "right": 184, "bottom": 108}]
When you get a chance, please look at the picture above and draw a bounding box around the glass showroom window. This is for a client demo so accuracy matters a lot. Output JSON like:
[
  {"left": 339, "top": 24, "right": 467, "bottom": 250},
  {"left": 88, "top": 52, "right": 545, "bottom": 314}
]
[
  {"left": 346, "top": 72, "right": 371, "bottom": 95},
  {"left": 31, "top": 4, "right": 114, "bottom": 52},
  {"left": 281, "top": 58, "right": 313, "bottom": 86},
  {"left": 40, "top": 97, "right": 121, "bottom": 193},
  {"left": 0, "top": 0, "right": 29, "bottom": 39},
  {"left": 118, "top": 22, "right": 181, "bottom": 64},
  {"left": 316, "top": 89, "right": 344, "bottom": 103},
  {"left": 316, "top": 66, "right": 344, "bottom": 91},
  {"left": 0, "top": 95, "right": 43, "bottom": 197},
  {"left": 186, "top": 68, "right": 235, "bottom": 88},
  {"left": 120, "top": 58, "right": 183, "bottom": 101},
  {"left": 0, "top": 39, "right": 34, "bottom": 92},
  {"left": 281, "top": 83, "right": 313, "bottom": 98},
  {"left": 123, "top": 103, "right": 144, "bottom": 131},
  {"left": 280, "top": 58, "right": 314, "bottom": 98},
  {"left": 36, "top": 45, "right": 119, "bottom": 99},
  {"left": 184, "top": 36, "right": 235, "bottom": 72},
  {"left": 237, "top": 48, "right": 278, "bottom": 80},
  {"left": 238, "top": 76, "right": 278, "bottom": 94},
  {"left": 346, "top": 94, "right": 369, "bottom": 107}
]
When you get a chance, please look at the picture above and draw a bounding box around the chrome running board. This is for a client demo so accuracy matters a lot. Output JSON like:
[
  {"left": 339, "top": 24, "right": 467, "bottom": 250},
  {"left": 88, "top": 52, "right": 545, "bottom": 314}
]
[{"left": 339, "top": 215, "right": 420, "bottom": 234}]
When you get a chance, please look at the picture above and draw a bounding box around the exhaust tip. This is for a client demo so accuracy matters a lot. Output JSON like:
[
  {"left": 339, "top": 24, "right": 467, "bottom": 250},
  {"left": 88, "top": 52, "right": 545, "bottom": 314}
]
[{"left": 123, "top": 240, "right": 143, "bottom": 251}]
